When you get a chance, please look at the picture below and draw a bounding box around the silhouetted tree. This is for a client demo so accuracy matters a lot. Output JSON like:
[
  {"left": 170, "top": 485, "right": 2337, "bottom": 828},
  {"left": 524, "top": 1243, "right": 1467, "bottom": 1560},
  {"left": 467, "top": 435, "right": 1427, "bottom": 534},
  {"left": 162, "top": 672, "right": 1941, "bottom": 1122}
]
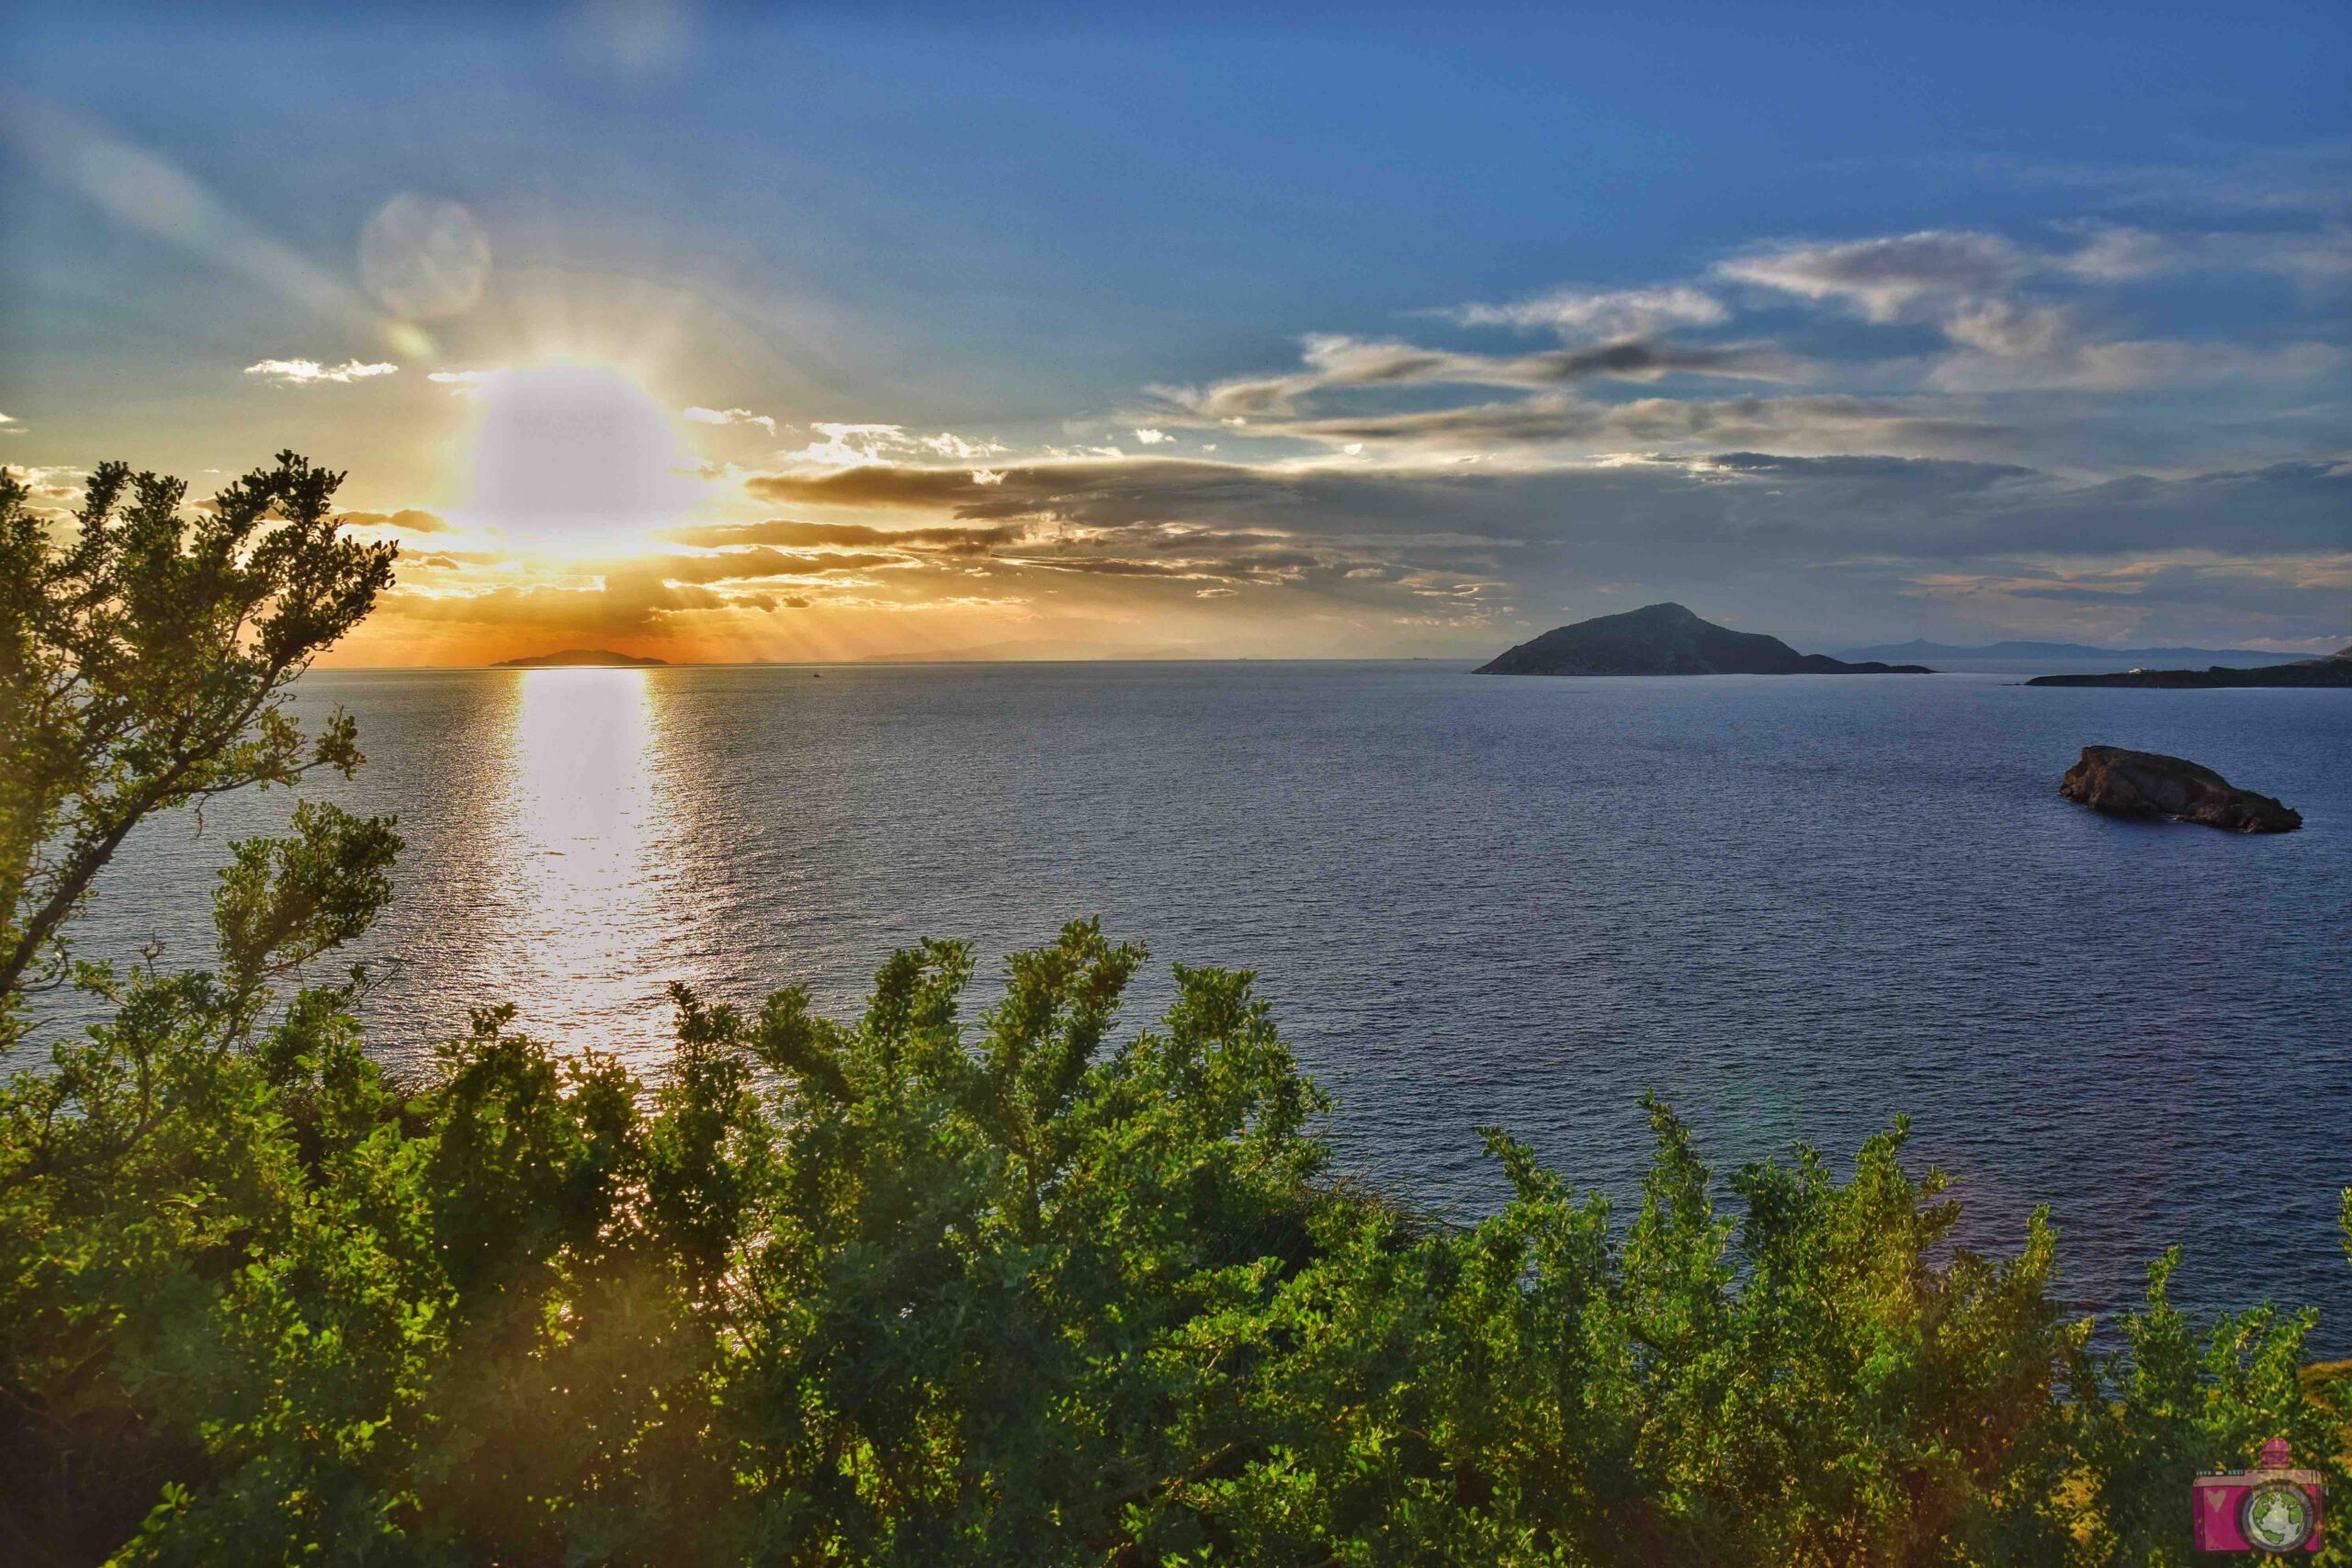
[{"left": 0, "top": 453, "right": 395, "bottom": 1041}]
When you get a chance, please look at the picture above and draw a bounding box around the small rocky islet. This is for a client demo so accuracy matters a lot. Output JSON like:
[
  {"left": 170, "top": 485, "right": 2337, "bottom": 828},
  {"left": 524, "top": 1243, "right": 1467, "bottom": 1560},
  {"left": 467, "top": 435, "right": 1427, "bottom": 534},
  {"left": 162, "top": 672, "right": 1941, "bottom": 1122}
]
[{"left": 2058, "top": 746, "right": 2301, "bottom": 833}]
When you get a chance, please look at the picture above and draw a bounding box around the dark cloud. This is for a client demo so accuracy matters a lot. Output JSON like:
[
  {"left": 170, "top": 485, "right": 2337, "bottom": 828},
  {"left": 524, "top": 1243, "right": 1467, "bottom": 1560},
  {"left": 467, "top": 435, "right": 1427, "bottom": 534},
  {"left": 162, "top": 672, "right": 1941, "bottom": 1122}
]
[
  {"left": 1297, "top": 391, "right": 2020, "bottom": 454},
  {"left": 999, "top": 545, "right": 1330, "bottom": 583},
  {"left": 1286, "top": 398, "right": 1607, "bottom": 446},
  {"left": 721, "top": 452, "right": 2350, "bottom": 648},
  {"left": 667, "top": 517, "right": 1026, "bottom": 552},
  {"left": 744, "top": 459, "right": 1305, "bottom": 527},
  {"left": 380, "top": 548, "right": 906, "bottom": 636},
  {"left": 1706, "top": 452, "right": 2033, "bottom": 484},
  {"left": 748, "top": 453, "right": 2352, "bottom": 560},
  {"left": 1163, "top": 332, "right": 1798, "bottom": 422},
  {"left": 1527, "top": 341, "right": 1776, "bottom": 379},
  {"left": 394, "top": 578, "right": 741, "bottom": 635},
  {"left": 629, "top": 547, "right": 908, "bottom": 584},
  {"left": 1017, "top": 558, "right": 1206, "bottom": 578}
]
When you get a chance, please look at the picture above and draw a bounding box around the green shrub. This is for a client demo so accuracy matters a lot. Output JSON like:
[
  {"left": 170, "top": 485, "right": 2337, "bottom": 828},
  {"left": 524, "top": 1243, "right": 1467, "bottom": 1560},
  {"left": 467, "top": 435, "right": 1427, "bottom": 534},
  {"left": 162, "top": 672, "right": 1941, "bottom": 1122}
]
[
  {"left": 3, "top": 458, "right": 2345, "bottom": 1564},
  {"left": 6, "top": 922, "right": 2346, "bottom": 1565}
]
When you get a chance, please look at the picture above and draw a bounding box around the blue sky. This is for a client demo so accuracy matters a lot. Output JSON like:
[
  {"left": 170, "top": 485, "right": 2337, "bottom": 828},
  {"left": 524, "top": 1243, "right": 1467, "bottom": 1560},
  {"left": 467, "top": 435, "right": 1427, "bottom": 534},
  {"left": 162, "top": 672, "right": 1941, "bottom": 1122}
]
[{"left": 2, "top": 2, "right": 2346, "bottom": 661}]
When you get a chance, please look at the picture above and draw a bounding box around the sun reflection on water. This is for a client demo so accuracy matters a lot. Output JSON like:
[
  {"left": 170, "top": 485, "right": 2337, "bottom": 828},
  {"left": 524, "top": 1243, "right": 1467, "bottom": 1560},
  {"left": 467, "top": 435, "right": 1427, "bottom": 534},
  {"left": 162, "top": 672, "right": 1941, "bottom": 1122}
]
[{"left": 493, "top": 668, "right": 688, "bottom": 1067}]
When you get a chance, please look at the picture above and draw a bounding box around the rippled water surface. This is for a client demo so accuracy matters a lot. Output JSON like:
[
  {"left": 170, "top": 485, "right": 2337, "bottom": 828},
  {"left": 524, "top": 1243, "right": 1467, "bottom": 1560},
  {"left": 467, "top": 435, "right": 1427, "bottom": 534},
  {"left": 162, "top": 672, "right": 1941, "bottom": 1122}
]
[{"left": 53, "top": 663, "right": 2352, "bottom": 1346}]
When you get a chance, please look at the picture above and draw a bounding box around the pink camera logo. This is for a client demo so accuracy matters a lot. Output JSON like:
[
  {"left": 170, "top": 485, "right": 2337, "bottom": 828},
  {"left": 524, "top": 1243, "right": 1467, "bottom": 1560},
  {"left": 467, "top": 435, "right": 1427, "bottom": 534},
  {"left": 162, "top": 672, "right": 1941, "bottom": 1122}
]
[{"left": 2194, "top": 1438, "right": 2324, "bottom": 1555}]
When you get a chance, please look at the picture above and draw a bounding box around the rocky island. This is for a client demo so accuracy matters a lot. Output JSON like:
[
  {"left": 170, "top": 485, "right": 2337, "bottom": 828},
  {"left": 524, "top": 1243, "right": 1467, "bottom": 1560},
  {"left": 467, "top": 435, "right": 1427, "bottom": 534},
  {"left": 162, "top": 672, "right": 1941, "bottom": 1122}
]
[
  {"left": 2059, "top": 746, "right": 2301, "bottom": 832},
  {"left": 2027, "top": 646, "right": 2352, "bottom": 688},
  {"left": 492, "top": 649, "right": 670, "bottom": 668},
  {"left": 1476, "top": 603, "right": 1935, "bottom": 677}
]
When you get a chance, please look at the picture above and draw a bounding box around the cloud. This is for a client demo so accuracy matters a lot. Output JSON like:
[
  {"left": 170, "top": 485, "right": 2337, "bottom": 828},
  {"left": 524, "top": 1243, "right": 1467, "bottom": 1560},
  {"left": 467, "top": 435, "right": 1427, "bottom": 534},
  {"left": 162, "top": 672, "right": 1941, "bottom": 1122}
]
[
  {"left": 786, "top": 423, "right": 904, "bottom": 465},
  {"left": 1929, "top": 333, "right": 2342, "bottom": 392},
  {"left": 395, "top": 579, "right": 736, "bottom": 634},
  {"left": 1903, "top": 554, "right": 2352, "bottom": 649},
  {"left": 1960, "top": 141, "right": 2352, "bottom": 220},
  {"left": 2053, "top": 224, "right": 2176, "bottom": 281},
  {"left": 2064, "top": 224, "right": 2352, "bottom": 289},
  {"left": 1939, "top": 299, "right": 2079, "bottom": 359},
  {"left": 1906, "top": 291, "right": 2345, "bottom": 391},
  {"left": 384, "top": 551, "right": 865, "bottom": 636},
  {"left": 1713, "top": 223, "right": 2350, "bottom": 392},
  {"left": 1447, "top": 285, "right": 1729, "bottom": 339},
  {"left": 741, "top": 450, "right": 2352, "bottom": 567},
  {"left": 639, "top": 547, "right": 907, "bottom": 583},
  {"left": 2251, "top": 226, "right": 2352, "bottom": 288},
  {"left": 1158, "top": 332, "right": 1799, "bottom": 423},
  {"left": 1136, "top": 220, "right": 2349, "bottom": 467},
  {"left": 922, "top": 432, "right": 1010, "bottom": 460},
  {"left": 1223, "top": 389, "right": 2013, "bottom": 458},
  {"left": 1716, "top": 230, "right": 2033, "bottom": 321},
  {"left": 337, "top": 507, "right": 452, "bottom": 535},
  {"left": 667, "top": 517, "right": 1026, "bottom": 553},
  {"left": 684, "top": 405, "right": 778, "bottom": 434},
  {"left": 379, "top": 202, "right": 2349, "bottom": 653},
  {"left": 371, "top": 447, "right": 2349, "bottom": 653},
  {"left": 3, "top": 462, "right": 87, "bottom": 494},
  {"left": 764, "top": 423, "right": 1009, "bottom": 468},
  {"left": 0, "top": 412, "right": 20, "bottom": 434},
  {"left": 243, "top": 357, "right": 400, "bottom": 385}
]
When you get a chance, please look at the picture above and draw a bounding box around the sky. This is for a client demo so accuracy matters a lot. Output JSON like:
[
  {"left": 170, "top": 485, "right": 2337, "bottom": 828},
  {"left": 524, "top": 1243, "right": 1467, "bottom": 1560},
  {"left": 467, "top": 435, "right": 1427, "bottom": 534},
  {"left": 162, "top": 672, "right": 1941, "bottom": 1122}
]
[{"left": 2, "top": 0, "right": 2347, "bottom": 664}]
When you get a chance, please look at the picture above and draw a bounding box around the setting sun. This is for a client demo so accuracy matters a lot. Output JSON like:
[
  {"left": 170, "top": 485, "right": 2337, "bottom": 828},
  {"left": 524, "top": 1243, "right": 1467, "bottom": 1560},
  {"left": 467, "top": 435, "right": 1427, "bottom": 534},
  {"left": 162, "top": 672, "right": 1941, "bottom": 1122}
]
[{"left": 457, "top": 362, "right": 696, "bottom": 557}]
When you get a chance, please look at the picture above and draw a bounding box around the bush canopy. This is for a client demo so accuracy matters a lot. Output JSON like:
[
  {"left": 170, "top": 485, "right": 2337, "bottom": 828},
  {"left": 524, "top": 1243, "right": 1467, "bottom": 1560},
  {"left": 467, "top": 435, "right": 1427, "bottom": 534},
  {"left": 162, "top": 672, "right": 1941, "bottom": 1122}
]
[{"left": 2, "top": 458, "right": 2345, "bottom": 1565}]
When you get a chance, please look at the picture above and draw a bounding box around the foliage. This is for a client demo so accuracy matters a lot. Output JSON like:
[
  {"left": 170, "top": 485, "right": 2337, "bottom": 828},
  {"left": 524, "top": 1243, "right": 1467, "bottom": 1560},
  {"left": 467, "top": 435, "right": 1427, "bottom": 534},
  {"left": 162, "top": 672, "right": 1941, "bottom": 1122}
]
[
  {"left": 3, "top": 458, "right": 2346, "bottom": 1564},
  {"left": 0, "top": 453, "right": 395, "bottom": 1040},
  {"left": 6, "top": 931, "right": 2346, "bottom": 1566}
]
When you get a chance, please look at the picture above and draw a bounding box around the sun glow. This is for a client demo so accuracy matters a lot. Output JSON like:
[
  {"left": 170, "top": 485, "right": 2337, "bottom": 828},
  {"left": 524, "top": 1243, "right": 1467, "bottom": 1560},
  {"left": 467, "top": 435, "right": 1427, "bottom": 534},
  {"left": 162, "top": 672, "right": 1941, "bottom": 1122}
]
[{"left": 455, "top": 362, "right": 699, "bottom": 557}]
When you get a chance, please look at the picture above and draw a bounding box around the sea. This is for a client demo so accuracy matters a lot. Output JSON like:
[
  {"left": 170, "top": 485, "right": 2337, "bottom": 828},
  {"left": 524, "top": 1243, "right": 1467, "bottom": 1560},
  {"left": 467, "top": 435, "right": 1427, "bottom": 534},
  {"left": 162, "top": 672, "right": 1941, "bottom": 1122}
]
[{"left": 38, "top": 661, "right": 2352, "bottom": 1350}]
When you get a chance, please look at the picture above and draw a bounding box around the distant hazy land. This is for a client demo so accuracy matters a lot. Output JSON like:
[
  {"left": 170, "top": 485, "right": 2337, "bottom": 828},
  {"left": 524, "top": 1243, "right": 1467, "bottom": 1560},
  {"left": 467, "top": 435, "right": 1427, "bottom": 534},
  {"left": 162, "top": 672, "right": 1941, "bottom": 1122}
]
[
  {"left": 492, "top": 649, "right": 670, "bottom": 668},
  {"left": 1836, "top": 637, "right": 2310, "bottom": 666},
  {"left": 2027, "top": 646, "right": 2352, "bottom": 688}
]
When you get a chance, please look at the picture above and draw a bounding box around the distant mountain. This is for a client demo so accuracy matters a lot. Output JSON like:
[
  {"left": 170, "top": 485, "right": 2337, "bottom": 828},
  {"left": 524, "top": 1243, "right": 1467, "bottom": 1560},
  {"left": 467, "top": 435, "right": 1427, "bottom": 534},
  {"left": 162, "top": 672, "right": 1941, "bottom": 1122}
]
[
  {"left": 2025, "top": 646, "right": 2352, "bottom": 689},
  {"left": 492, "top": 649, "right": 669, "bottom": 668},
  {"left": 1836, "top": 637, "right": 2307, "bottom": 665},
  {"left": 1476, "top": 604, "right": 1934, "bottom": 677}
]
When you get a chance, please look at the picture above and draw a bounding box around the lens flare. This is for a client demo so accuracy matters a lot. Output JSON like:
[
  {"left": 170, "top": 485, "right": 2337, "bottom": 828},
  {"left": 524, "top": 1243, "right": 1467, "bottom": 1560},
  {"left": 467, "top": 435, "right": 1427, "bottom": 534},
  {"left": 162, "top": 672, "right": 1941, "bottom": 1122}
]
[{"left": 359, "top": 194, "right": 492, "bottom": 321}]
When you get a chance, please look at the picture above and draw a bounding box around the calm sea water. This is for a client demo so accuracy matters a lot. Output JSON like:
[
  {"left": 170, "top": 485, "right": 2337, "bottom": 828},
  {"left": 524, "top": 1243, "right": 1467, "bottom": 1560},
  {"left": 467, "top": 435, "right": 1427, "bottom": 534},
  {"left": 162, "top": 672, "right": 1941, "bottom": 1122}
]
[{"left": 46, "top": 663, "right": 2352, "bottom": 1348}]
